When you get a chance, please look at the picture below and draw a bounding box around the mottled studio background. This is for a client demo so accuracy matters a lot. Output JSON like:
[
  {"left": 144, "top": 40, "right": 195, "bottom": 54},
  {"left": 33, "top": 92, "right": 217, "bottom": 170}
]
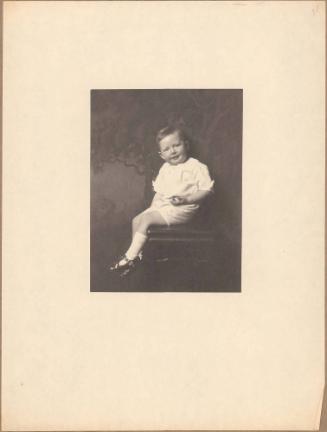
[{"left": 91, "top": 90, "right": 242, "bottom": 292}]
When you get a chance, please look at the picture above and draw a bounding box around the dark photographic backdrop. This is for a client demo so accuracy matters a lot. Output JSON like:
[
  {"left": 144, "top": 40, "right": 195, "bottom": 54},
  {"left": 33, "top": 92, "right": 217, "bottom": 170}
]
[{"left": 91, "top": 90, "right": 242, "bottom": 292}]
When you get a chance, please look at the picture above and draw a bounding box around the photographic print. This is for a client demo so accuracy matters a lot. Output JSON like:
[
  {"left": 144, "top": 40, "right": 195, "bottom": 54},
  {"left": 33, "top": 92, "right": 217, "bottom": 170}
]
[{"left": 91, "top": 89, "right": 242, "bottom": 292}]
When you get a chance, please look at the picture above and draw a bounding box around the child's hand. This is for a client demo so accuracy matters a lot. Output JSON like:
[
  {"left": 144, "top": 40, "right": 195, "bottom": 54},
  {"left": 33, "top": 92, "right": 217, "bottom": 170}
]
[{"left": 170, "top": 196, "right": 188, "bottom": 206}]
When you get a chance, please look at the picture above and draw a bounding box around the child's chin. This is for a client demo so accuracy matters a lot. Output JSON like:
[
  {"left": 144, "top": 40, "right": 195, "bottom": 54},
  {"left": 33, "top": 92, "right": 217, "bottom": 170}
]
[{"left": 170, "top": 156, "right": 186, "bottom": 165}]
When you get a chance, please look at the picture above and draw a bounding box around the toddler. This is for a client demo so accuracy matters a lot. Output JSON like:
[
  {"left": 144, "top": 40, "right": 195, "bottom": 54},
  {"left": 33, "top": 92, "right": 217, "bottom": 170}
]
[{"left": 110, "top": 125, "right": 214, "bottom": 276}]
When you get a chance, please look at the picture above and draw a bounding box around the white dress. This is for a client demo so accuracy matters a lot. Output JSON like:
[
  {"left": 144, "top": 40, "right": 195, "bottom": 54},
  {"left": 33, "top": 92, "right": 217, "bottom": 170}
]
[{"left": 144, "top": 157, "right": 214, "bottom": 225}]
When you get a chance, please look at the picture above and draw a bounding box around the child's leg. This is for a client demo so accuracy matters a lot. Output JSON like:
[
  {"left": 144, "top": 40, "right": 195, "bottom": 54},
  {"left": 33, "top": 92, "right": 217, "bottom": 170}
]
[
  {"left": 126, "top": 210, "right": 167, "bottom": 259},
  {"left": 132, "top": 210, "right": 167, "bottom": 237},
  {"left": 110, "top": 210, "right": 168, "bottom": 271}
]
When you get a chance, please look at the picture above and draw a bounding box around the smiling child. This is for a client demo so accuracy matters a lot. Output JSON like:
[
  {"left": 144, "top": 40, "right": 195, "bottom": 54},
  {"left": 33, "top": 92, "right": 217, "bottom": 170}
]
[{"left": 110, "top": 124, "right": 214, "bottom": 276}]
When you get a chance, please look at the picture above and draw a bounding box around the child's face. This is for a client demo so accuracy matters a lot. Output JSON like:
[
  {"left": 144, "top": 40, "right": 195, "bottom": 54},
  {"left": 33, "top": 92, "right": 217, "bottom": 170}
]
[{"left": 159, "top": 131, "right": 188, "bottom": 165}]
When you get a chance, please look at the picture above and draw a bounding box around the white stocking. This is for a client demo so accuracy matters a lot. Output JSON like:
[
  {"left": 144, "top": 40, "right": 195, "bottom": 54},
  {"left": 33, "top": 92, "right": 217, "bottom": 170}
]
[{"left": 125, "top": 231, "right": 147, "bottom": 260}]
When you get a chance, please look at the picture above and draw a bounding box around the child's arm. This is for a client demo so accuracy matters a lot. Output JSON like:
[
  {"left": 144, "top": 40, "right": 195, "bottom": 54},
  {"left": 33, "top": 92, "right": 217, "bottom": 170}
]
[{"left": 170, "top": 190, "right": 211, "bottom": 206}]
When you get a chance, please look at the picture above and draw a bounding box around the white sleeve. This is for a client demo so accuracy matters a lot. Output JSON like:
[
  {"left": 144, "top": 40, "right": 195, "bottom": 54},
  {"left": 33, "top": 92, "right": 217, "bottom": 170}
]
[
  {"left": 152, "top": 164, "right": 166, "bottom": 193},
  {"left": 195, "top": 163, "right": 214, "bottom": 191}
]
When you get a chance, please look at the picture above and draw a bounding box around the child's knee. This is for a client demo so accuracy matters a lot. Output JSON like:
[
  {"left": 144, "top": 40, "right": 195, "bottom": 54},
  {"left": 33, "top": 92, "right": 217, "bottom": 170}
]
[
  {"left": 137, "top": 215, "right": 152, "bottom": 232},
  {"left": 132, "top": 214, "right": 142, "bottom": 227}
]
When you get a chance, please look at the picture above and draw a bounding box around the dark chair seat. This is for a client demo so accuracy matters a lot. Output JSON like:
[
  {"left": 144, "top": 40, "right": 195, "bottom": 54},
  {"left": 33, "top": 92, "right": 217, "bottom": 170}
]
[
  {"left": 144, "top": 223, "right": 217, "bottom": 263},
  {"left": 147, "top": 224, "right": 215, "bottom": 243}
]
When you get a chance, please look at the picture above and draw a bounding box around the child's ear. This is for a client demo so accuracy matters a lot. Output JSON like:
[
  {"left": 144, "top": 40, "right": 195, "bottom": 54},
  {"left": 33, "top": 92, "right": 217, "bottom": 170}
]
[{"left": 158, "top": 151, "right": 165, "bottom": 160}]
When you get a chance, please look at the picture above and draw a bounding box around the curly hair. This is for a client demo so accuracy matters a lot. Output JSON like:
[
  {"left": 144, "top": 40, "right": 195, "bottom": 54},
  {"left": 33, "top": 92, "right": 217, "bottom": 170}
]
[{"left": 156, "top": 121, "right": 191, "bottom": 149}]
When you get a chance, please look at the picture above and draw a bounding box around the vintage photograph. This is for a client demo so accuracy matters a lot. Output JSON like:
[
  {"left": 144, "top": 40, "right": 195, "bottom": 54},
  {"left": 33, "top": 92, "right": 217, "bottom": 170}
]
[
  {"left": 91, "top": 89, "right": 242, "bottom": 292},
  {"left": 3, "top": 1, "right": 324, "bottom": 429}
]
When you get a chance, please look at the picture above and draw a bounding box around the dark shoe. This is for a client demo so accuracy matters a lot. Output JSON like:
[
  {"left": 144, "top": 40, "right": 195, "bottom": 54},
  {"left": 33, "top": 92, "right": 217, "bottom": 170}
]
[
  {"left": 109, "top": 255, "right": 130, "bottom": 272},
  {"left": 119, "top": 256, "right": 142, "bottom": 277},
  {"left": 109, "top": 255, "right": 141, "bottom": 276}
]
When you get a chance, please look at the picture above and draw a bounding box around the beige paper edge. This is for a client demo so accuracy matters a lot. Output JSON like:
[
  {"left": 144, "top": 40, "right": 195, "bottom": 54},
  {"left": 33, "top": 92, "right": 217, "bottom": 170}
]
[{"left": 2, "top": 1, "right": 325, "bottom": 430}]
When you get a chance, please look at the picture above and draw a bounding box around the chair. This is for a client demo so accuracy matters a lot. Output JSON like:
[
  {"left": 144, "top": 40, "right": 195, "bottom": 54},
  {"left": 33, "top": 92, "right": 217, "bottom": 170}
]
[{"left": 143, "top": 194, "right": 218, "bottom": 264}]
